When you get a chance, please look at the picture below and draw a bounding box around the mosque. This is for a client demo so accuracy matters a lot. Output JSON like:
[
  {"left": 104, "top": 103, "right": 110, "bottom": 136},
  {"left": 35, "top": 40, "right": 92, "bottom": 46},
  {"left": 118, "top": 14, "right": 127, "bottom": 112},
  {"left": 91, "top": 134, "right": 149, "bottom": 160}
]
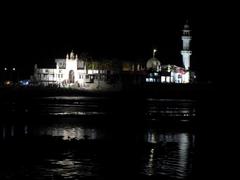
[
  {"left": 31, "top": 22, "right": 194, "bottom": 90},
  {"left": 32, "top": 51, "right": 121, "bottom": 90},
  {"left": 143, "top": 22, "right": 193, "bottom": 84}
]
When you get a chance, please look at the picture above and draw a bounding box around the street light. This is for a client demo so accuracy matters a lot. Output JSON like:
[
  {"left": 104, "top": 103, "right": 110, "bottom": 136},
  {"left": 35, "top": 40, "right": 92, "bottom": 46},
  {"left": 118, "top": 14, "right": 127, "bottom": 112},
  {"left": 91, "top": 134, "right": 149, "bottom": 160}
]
[
  {"left": 4, "top": 67, "right": 7, "bottom": 71},
  {"left": 13, "top": 67, "right": 16, "bottom": 71}
]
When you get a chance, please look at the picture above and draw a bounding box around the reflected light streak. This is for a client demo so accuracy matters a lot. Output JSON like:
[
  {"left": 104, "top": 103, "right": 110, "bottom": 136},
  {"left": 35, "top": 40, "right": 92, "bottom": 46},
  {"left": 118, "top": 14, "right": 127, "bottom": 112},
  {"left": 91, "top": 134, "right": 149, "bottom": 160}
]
[
  {"left": 49, "top": 111, "right": 104, "bottom": 116},
  {"left": 145, "top": 148, "right": 155, "bottom": 176},
  {"left": 178, "top": 133, "right": 189, "bottom": 171},
  {"left": 56, "top": 159, "right": 75, "bottom": 166},
  {"left": 143, "top": 130, "right": 193, "bottom": 179},
  {"left": 40, "top": 126, "right": 99, "bottom": 141}
]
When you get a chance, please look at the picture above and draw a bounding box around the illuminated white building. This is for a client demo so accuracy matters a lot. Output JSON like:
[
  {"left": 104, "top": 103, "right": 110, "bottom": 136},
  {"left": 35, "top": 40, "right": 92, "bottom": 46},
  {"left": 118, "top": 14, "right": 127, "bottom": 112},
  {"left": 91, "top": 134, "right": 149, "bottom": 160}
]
[
  {"left": 32, "top": 22, "right": 195, "bottom": 89},
  {"left": 145, "top": 21, "right": 194, "bottom": 84},
  {"left": 32, "top": 51, "right": 121, "bottom": 90}
]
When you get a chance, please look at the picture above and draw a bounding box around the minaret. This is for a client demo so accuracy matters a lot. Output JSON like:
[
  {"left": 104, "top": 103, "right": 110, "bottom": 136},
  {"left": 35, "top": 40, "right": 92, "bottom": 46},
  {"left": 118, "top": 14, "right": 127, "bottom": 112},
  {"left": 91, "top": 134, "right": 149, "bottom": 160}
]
[{"left": 181, "top": 21, "right": 192, "bottom": 70}]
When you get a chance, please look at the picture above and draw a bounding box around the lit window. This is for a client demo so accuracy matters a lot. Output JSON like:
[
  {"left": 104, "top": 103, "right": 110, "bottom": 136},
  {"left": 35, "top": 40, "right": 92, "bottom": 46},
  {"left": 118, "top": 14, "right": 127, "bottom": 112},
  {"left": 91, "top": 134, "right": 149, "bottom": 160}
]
[
  {"left": 161, "top": 76, "right": 166, "bottom": 83},
  {"left": 166, "top": 76, "right": 170, "bottom": 83}
]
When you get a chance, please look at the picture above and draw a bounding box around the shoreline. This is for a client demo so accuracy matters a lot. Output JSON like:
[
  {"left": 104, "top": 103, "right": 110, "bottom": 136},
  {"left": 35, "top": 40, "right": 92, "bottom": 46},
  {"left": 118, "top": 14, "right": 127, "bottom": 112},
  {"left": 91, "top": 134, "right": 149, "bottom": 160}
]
[{"left": 0, "top": 83, "right": 214, "bottom": 99}]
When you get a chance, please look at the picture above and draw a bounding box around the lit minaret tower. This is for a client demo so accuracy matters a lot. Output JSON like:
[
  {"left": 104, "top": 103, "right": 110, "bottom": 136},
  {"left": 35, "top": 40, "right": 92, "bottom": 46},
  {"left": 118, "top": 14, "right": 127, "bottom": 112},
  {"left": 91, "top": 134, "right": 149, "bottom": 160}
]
[{"left": 181, "top": 21, "right": 192, "bottom": 70}]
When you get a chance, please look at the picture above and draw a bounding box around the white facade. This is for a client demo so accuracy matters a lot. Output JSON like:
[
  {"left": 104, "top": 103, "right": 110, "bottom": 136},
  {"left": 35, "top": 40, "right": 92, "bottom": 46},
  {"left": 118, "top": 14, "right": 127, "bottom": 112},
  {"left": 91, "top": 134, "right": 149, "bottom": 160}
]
[
  {"left": 145, "top": 22, "right": 194, "bottom": 84},
  {"left": 181, "top": 22, "right": 192, "bottom": 83},
  {"left": 32, "top": 23, "right": 195, "bottom": 88},
  {"left": 32, "top": 51, "right": 121, "bottom": 90}
]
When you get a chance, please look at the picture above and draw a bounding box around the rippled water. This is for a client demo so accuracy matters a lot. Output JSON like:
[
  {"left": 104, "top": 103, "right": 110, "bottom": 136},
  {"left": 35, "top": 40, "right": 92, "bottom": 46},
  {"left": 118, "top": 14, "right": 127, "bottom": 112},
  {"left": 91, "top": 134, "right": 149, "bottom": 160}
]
[
  {"left": 146, "top": 98, "right": 196, "bottom": 120},
  {"left": 0, "top": 95, "right": 198, "bottom": 179},
  {"left": 141, "top": 129, "right": 195, "bottom": 179}
]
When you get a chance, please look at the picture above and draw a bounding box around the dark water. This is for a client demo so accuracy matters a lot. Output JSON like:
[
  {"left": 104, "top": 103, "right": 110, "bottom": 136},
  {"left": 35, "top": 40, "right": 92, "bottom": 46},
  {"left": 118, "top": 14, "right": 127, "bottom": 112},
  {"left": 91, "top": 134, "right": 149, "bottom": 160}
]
[{"left": 0, "top": 95, "right": 200, "bottom": 179}]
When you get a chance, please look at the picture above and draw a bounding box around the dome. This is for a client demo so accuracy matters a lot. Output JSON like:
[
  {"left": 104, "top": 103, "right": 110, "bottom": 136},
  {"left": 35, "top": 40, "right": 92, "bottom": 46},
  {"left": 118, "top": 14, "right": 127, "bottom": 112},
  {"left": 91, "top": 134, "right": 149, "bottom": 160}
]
[
  {"left": 184, "top": 24, "right": 190, "bottom": 29},
  {"left": 146, "top": 57, "right": 161, "bottom": 70},
  {"left": 183, "top": 21, "right": 190, "bottom": 30}
]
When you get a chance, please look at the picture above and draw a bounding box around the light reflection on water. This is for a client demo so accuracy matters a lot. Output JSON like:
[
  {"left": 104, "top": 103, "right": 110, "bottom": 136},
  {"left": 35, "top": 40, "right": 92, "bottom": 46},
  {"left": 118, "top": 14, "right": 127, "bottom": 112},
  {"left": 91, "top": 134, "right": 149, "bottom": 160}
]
[
  {"left": 1, "top": 96, "right": 197, "bottom": 120},
  {"left": 37, "top": 100, "right": 107, "bottom": 116},
  {"left": 48, "top": 111, "right": 105, "bottom": 116},
  {"left": 0, "top": 96, "right": 197, "bottom": 179},
  {"left": 1, "top": 124, "right": 103, "bottom": 141},
  {"left": 38, "top": 125, "right": 101, "bottom": 140},
  {"left": 0, "top": 150, "right": 101, "bottom": 179},
  {"left": 42, "top": 96, "right": 107, "bottom": 100},
  {"left": 44, "top": 152, "right": 100, "bottom": 179},
  {"left": 146, "top": 98, "right": 196, "bottom": 119},
  {"left": 0, "top": 96, "right": 109, "bottom": 117},
  {"left": 1, "top": 124, "right": 195, "bottom": 179},
  {"left": 141, "top": 129, "right": 195, "bottom": 179}
]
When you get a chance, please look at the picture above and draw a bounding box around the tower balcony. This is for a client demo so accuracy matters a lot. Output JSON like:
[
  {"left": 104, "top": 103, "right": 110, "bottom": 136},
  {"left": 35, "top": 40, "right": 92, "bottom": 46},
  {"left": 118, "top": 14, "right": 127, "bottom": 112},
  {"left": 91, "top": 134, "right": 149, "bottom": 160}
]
[
  {"left": 181, "top": 36, "right": 192, "bottom": 40},
  {"left": 181, "top": 50, "right": 192, "bottom": 55}
]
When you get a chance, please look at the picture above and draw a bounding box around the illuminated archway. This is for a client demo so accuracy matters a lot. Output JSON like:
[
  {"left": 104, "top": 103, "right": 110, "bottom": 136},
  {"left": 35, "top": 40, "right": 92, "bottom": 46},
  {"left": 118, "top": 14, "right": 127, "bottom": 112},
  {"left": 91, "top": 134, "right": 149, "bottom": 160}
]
[{"left": 69, "top": 70, "right": 75, "bottom": 83}]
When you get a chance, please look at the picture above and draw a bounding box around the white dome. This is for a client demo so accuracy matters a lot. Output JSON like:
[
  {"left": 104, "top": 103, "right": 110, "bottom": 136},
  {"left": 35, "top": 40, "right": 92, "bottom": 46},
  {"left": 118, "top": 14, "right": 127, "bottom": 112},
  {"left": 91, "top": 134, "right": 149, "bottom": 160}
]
[
  {"left": 146, "top": 57, "right": 161, "bottom": 70},
  {"left": 184, "top": 23, "right": 190, "bottom": 29}
]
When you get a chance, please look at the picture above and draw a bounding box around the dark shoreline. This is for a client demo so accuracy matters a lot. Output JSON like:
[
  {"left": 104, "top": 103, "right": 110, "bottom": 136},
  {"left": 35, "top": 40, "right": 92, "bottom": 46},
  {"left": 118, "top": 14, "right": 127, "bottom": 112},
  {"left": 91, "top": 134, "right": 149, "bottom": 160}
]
[{"left": 0, "top": 83, "right": 214, "bottom": 100}]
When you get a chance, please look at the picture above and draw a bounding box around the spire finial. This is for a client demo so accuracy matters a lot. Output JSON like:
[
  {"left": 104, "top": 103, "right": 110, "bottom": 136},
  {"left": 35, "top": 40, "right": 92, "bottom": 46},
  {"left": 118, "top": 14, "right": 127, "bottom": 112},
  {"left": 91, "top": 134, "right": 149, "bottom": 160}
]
[
  {"left": 153, "top": 49, "right": 157, "bottom": 58},
  {"left": 70, "top": 50, "right": 74, "bottom": 59}
]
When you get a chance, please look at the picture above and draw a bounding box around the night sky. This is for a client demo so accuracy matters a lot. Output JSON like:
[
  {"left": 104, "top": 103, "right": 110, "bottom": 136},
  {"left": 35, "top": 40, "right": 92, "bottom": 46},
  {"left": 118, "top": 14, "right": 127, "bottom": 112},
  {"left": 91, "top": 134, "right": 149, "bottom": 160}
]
[{"left": 0, "top": 1, "right": 226, "bottom": 82}]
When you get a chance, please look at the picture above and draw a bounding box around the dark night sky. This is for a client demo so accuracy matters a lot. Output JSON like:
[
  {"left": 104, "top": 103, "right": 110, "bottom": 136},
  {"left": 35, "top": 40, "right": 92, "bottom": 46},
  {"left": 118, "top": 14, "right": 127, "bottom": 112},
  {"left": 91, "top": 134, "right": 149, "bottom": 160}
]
[{"left": 0, "top": 1, "right": 229, "bottom": 82}]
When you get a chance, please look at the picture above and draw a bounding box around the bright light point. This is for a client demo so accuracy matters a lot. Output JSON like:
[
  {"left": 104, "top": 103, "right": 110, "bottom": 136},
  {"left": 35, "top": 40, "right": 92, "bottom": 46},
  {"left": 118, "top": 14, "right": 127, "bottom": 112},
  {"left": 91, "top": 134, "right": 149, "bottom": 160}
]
[
  {"left": 5, "top": 81, "right": 11, "bottom": 85},
  {"left": 153, "top": 49, "right": 157, "bottom": 53},
  {"left": 19, "top": 80, "right": 30, "bottom": 86},
  {"left": 13, "top": 68, "right": 15, "bottom": 71},
  {"left": 4, "top": 67, "right": 7, "bottom": 71}
]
